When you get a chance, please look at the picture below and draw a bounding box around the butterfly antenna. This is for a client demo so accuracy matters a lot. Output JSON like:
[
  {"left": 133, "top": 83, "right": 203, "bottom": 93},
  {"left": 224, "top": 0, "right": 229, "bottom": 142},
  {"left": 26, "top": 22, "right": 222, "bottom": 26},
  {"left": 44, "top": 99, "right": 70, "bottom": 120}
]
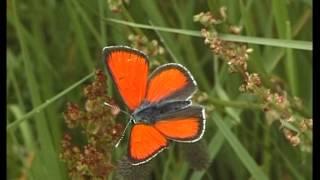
[{"left": 103, "top": 102, "right": 132, "bottom": 118}]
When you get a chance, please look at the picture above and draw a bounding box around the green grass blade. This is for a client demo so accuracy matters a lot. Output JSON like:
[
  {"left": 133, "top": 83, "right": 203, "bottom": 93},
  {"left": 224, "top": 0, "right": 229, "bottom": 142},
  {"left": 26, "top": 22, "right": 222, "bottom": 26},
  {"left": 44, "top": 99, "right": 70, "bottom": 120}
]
[
  {"left": 66, "top": 0, "right": 94, "bottom": 71},
  {"left": 285, "top": 21, "right": 298, "bottom": 96},
  {"left": 71, "top": 0, "right": 103, "bottom": 46},
  {"left": 8, "top": 105, "right": 35, "bottom": 150},
  {"left": 220, "top": 34, "right": 312, "bottom": 51},
  {"left": 264, "top": 9, "right": 312, "bottom": 73},
  {"left": 190, "top": 131, "right": 225, "bottom": 180},
  {"left": 10, "top": 0, "right": 64, "bottom": 178},
  {"left": 272, "top": 0, "right": 289, "bottom": 38},
  {"left": 239, "top": 0, "right": 267, "bottom": 78},
  {"left": 7, "top": 72, "right": 94, "bottom": 131},
  {"left": 98, "top": 0, "right": 107, "bottom": 46},
  {"left": 104, "top": 18, "right": 312, "bottom": 50},
  {"left": 213, "top": 113, "right": 269, "bottom": 180}
]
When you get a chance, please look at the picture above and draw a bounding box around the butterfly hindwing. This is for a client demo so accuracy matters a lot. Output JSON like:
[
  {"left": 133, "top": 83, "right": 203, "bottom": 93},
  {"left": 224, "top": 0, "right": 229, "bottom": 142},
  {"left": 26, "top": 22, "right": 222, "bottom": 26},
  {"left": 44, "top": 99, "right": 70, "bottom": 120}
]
[
  {"left": 145, "top": 63, "right": 197, "bottom": 104},
  {"left": 104, "top": 46, "right": 149, "bottom": 111},
  {"left": 154, "top": 105, "right": 205, "bottom": 142},
  {"left": 128, "top": 123, "right": 168, "bottom": 165}
]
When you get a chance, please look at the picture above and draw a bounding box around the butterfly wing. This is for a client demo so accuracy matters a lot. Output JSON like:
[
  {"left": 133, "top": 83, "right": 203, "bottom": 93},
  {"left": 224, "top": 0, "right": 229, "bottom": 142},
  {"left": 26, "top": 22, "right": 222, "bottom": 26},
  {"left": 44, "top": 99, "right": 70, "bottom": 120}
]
[
  {"left": 154, "top": 105, "right": 205, "bottom": 142},
  {"left": 145, "top": 63, "right": 197, "bottom": 104},
  {"left": 104, "top": 46, "right": 149, "bottom": 111},
  {"left": 144, "top": 63, "right": 203, "bottom": 142},
  {"left": 128, "top": 123, "right": 168, "bottom": 165},
  {"left": 128, "top": 106, "right": 205, "bottom": 165}
]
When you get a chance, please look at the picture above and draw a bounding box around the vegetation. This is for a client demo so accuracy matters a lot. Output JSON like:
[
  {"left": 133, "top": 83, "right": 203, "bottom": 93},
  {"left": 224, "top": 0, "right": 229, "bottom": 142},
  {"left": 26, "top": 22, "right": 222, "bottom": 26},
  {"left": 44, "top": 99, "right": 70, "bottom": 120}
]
[{"left": 7, "top": 0, "right": 312, "bottom": 179}]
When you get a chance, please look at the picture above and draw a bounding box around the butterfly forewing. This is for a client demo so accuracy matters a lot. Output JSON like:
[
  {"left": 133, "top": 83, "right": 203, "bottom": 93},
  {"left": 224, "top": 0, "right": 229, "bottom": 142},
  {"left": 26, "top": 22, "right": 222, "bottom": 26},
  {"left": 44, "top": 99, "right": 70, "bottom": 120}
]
[
  {"left": 104, "top": 46, "right": 149, "bottom": 111},
  {"left": 145, "top": 63, "right": 197, "bottom": 104}
]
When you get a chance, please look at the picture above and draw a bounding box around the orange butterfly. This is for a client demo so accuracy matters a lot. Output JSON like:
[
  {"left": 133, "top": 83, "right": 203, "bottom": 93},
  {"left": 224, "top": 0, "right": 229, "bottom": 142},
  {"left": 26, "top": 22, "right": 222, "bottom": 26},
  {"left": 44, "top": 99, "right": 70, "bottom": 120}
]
[{"left": 103, "top": 46, "right": 206, "bottom": 165}]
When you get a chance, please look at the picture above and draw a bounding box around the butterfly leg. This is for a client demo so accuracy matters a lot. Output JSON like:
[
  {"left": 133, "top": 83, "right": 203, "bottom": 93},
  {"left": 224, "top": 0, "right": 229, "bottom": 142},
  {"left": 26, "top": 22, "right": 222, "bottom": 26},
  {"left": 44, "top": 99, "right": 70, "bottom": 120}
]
[{"left": 115, "top": 118, "right": 133, "bottom": 148}]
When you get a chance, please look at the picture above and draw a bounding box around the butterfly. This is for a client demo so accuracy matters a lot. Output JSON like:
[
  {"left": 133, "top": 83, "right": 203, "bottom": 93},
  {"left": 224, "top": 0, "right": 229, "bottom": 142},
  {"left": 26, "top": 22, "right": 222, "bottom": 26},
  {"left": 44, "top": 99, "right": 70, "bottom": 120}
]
[{"left": 103, "top": 46, "right": 206, "bottom": 165}]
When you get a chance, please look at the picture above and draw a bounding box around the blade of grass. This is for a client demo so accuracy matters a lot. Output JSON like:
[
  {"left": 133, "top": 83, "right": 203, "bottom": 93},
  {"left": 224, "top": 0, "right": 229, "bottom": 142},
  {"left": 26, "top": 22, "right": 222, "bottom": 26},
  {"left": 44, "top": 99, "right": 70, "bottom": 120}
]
[
  {"left": 66, "top": 0, "right": 94, "bottom": 71},
  {"left": 192, "top": 55, "right": 252, "bottom": 180},
  {"left": 292, "top": 9, "right": 312, "bottom": 36},
  {"left": 223, "top": 0, "right": 238, "bottom": 23},
  {"left": 212, "top": 56, "right": 241, "bottom": 123},
  {"left": 71, "top": 0, "right": 103, "bottom": 46},
  {"left": 215, "top": 85, "right": 241, "bottom": 123},
  {"left": 220, "top": 34, "right": 312, "bottom": 51},
  {"left": 29, "top": 153, "right": 49, "bottom": 180},
  {"left": 285, "top": 21, "right": 298, "bottom": 96},
  {"left": 135, "top": 0, "right": 182, "bottom": 63},
  {"left": 299, "top": 0, "right": 312, "bottom": 6},
  {"left": 98, "top": 0, "right": 107, "bottom": 46},
  {"left": 7, "top": 52, "right": 37, "bottom": 177},
  {"left": 170, "top": 0, "right": 210, "bottom": 92},
  {"left": 190, "top": 131, "right": 225, "bottom": 180},
  {"left": 162, "top": 145, "right": 175, "bottom": 180},
  {"left": 6, "top": 17, "right": 59, "bottom": 79},
  {"left": 152, "top": 23, "right": 180, "bottom": 64},
  {"left": 10, "top": 0, "right": 64, "bottom": 178},
  {"left": 264, "top": 9, "right": 312, "bottom": 73},
  {"left": 104, "top": 18, "right": 312, "bottom": 50},
  {"left": 279, "top": 120, "right": 300, "bottom": 133},
  {"left": 213, "top": 113, "right": 269, "bottom": 180},
  {"left": 254, "top": 1, "right": 270, "bottom": 37},
  {"left": 8, "top": 105, "right": 35, "bottom": 150},
  {"left": 272, "top": 0, "right": 289, "bottom": 38},
  {"left": 239, "top": 0, "right": 266, "bottom": 77},
  {"left": 273, "top": 141, "right": 305, "bottom": 180},
  {"left": 7, "top": 71, "right": 95, "bottom": 131},
  {"left": 12, "top": 19, "right": 62, "bottom": 147}
]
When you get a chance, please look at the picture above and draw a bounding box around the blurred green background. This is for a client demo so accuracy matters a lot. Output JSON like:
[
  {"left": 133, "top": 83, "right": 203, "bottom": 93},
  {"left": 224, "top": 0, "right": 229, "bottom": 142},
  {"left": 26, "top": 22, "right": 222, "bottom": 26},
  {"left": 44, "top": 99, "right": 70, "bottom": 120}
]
[{"left": 7, "top": 0, "right": 312, "bottom": 179}]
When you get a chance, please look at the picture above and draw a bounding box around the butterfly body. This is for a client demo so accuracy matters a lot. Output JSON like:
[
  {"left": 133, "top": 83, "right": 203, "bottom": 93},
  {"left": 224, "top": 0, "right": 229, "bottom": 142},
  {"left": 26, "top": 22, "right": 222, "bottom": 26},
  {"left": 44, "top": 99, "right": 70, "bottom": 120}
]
[
  {"left": 103, "top": 46, "right": 206, "bottom": 165},
  {"left": 132, "top": 100, "right": 192, "bottom": 123}
]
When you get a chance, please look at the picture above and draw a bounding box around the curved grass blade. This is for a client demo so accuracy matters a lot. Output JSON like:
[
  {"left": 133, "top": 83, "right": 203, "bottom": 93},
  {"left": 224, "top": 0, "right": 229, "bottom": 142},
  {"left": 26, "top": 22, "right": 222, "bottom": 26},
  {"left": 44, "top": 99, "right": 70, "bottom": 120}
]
[
  {"left": 213, "top": 113, "right": 269, "bottom": 180},
  {"left": 7, "top": 72, "right": 95, "bottom": 131}
]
